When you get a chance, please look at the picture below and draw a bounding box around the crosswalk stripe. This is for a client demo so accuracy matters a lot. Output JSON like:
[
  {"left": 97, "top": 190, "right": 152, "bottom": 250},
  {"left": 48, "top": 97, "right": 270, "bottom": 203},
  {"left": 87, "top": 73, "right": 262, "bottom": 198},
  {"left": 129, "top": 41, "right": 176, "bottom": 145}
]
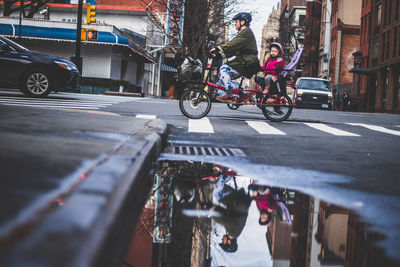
[
  {"left": 246, "top": 121, "right": 286, "bottom": 135},
  {"left": 347, "top": 123, "right": 400, "bottom": 136},
  {"left": 304, "top": 123, "right": 360, "bottom": 136},
  {"left": 0, "top": 100, "right": 109, "bottom": 107},
  {"left": 0, "top": 103, "right": 100, "bottom": 109},
  {"left": 136, "top": 114, "right": 157, "bottom": 119},
  {"left": 0, "top": 96, "right": 120, "bottom": 104},
  {"left": 188, "top": 118, "right": 214, "bottom": 133}
]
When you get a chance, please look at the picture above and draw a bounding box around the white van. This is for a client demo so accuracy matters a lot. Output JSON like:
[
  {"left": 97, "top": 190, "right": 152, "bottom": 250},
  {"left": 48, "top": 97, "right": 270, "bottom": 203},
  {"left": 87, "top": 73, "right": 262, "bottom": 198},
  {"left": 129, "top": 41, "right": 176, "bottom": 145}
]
[{"left": 295, "top": 77, "right": 333, "bottom": 109}]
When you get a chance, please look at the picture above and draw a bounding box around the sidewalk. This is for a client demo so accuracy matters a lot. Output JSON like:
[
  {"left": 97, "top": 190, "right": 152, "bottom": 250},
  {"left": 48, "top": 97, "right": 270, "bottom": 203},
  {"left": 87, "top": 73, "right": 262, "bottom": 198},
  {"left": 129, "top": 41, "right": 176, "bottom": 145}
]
[{"left": 0, "top": 105, "right": 167, "bottom": 267}]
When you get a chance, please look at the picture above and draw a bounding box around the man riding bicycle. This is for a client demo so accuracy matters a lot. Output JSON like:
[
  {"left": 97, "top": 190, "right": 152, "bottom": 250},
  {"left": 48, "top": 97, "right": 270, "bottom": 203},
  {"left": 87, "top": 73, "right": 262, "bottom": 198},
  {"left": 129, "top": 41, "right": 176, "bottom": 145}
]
[{"left": 210, "top": 12, "right": 259, "bottom": 102}]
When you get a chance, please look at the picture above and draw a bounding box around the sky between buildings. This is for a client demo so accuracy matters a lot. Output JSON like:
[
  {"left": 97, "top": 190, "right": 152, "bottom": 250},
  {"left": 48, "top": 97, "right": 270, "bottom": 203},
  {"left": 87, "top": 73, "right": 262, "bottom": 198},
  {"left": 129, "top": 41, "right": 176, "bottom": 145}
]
[{"left": 237, "top": 0, "right": 280, "bottom": 52}]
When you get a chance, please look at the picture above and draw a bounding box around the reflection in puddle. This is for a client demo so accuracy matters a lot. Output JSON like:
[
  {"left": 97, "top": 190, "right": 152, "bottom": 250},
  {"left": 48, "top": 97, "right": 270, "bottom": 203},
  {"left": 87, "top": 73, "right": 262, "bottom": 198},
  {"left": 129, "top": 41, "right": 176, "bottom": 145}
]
[{"left": 124, "top": 161, "right": 400, "bottom": 267}]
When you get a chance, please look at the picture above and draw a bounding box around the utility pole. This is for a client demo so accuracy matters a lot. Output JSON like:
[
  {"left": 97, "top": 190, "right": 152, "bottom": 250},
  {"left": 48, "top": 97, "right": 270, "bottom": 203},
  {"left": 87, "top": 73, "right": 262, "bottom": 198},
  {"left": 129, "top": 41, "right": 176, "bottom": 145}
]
[
  {"left": 74, "top": 0, "right": 83, "bottom": 73},
  {"left": 18, "top": 0, "right": 23, "bottom": 39}
]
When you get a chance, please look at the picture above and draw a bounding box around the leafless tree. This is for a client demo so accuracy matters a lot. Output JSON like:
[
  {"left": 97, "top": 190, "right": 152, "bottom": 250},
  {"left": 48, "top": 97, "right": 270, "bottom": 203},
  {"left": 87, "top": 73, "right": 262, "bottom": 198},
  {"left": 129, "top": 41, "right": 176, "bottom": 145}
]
[
  {"left": 279, "top": 13, "right": 305, "bottom": 63},
  {"left": 3, "top": 0, "right": 51, "bottom": 18},
  {"left": 139, "top": 0, "right": 240, "bottom": 59}
]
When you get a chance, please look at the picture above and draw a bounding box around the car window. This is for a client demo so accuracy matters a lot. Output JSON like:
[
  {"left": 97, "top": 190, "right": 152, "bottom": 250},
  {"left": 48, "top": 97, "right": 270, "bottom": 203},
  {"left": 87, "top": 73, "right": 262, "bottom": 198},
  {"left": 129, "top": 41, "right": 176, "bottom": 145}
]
[
  {"left": 0, "top": 37, "right": 28, "bottom": 52},
  {"left": 298, "top": 79, "right": 331, "bottom": 91}
]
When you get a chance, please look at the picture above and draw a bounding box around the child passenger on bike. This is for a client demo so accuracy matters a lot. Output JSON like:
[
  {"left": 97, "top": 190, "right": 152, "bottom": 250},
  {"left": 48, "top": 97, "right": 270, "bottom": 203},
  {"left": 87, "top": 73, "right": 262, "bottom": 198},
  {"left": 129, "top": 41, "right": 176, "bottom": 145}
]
[
  {"left": 261, "top": 42, "right": 284, "bottom": 95},
  {"left": 210, "top": 12, "right": 259, "bottom": 102}
]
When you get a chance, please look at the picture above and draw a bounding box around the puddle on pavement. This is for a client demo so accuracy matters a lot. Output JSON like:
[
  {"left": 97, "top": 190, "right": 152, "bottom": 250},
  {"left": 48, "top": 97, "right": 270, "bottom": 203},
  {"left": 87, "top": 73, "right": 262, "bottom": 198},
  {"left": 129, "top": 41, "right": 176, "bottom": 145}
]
[{"left": 124, "top": 161, "right": 400, "bottom": 267}]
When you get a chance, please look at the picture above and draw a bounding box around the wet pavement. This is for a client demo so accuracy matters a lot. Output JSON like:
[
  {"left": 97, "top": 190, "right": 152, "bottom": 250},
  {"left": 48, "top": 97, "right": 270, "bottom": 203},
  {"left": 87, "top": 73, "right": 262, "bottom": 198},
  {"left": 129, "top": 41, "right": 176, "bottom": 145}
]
[{"left": 125, "top": 160, "right": 400, "bottom": 267}]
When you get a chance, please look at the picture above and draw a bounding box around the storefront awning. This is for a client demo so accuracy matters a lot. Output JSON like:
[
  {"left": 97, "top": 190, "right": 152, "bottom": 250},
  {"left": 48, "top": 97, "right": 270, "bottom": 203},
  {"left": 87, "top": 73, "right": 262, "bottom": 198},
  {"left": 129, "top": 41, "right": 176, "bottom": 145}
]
[
  {"left": 161, "top": 64, "right": 177, "bottom": 73},
  {"left": 0, "top": 23, "right": 156, "bottom": 63}
]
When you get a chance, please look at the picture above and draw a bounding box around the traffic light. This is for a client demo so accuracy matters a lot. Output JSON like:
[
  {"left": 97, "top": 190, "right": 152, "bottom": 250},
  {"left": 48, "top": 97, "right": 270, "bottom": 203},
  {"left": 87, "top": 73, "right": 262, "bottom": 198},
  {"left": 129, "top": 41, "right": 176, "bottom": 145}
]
[
  {"left": 86, "top": 29, "right": 98, "bottom": 41},
  {"left": 81, "top": 29, "right": 98, "bottom": 41},
  {"left": 86, "top": 3, "right": 96, "bottom": 24}
]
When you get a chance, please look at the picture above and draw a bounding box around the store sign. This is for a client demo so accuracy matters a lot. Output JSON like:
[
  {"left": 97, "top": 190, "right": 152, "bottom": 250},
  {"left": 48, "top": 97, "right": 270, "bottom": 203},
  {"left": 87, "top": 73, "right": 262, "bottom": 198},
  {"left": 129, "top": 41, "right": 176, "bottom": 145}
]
[
  {"left": 165, "top": 0, "right": 184, "bottom": 47},
  {"left": 153, "top": 175, "right": 173, "bottom": 243}
]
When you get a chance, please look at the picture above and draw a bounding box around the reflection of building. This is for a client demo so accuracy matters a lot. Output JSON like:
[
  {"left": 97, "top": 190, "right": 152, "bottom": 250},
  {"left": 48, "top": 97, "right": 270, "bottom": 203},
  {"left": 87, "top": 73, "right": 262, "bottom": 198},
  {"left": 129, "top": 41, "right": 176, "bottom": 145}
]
[
  {"left": 345, "top": 212, "right": 400, "bottom": 267},
  {"left": 290, "top": 192, "right": 313, "bottom": 267},
  {"left": 125, "top": 161, "right": 213, "bottom": 267},
  {"left": 315, "top": 201, "right": 349, "bottom": 265},
  {"left": 266, "top": 214, "right": 292, "bottom": 267}
]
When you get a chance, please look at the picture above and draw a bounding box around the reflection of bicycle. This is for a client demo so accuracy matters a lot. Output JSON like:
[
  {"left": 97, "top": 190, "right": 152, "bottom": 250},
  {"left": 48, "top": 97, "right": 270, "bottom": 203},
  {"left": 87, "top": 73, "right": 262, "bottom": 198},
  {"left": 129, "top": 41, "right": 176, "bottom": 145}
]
[{"left": 179, "top": 48, "right": 303, "bottom": 122}]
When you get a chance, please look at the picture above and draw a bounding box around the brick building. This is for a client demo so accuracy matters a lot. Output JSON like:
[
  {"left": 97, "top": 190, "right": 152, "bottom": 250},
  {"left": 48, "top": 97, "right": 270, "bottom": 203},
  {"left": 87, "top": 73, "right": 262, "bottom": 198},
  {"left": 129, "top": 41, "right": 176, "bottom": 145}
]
[
  {"left": 302, "top": 1, "right": 321, "bottom": 77},
  {"left": 260, "top": 4, "right": 280, "bottom": 65},
  {"left": 279, "top": 0, "right": 307, "bottom": 61},
  {"left": 329, "top": 0, "right": 362, "bottom": 104},
  {"left": 351, "top": 0, "right": 400, "bottom": 112}
]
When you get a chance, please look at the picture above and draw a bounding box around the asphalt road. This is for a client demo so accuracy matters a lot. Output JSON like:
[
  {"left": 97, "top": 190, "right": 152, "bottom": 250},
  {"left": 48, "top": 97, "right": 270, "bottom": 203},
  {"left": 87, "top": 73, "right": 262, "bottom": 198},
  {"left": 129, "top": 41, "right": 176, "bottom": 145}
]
[{"left": 1, "top": 89, "right": 400, "bottom": 261}]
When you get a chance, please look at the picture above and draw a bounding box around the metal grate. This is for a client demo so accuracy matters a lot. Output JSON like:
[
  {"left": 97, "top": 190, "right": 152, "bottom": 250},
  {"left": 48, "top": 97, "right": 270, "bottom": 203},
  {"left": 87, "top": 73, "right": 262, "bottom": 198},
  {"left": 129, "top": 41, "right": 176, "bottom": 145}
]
[{"left": 166, "top": 146, "right": 246, "bottom": 157}]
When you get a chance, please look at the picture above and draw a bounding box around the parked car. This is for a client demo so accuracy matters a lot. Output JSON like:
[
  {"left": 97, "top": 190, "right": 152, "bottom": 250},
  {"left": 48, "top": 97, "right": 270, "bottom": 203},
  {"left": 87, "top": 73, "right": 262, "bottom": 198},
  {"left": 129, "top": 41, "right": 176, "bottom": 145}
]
[
  {"left": 295, "top": 77, "right": 333, "bottom": 109},
  {"left": 0, "top": 36, "right": 79, "bottom": 98}
]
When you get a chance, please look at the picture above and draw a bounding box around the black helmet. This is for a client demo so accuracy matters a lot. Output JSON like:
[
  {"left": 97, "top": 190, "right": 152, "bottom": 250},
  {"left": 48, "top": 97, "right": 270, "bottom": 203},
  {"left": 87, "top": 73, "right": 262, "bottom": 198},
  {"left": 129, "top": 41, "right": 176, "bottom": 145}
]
[{"left": 232, "top": 12, "right": 252, "bottom": 25}]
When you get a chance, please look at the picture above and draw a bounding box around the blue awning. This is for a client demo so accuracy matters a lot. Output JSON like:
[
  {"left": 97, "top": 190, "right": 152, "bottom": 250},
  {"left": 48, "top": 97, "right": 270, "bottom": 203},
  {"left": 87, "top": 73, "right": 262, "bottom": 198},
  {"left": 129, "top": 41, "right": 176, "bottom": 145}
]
[
  {"left": 161, "top": 64, "right": 177, "bottom": 73},
  {"left": 0, "top": 23, "right": 155, "bottom": 63}
]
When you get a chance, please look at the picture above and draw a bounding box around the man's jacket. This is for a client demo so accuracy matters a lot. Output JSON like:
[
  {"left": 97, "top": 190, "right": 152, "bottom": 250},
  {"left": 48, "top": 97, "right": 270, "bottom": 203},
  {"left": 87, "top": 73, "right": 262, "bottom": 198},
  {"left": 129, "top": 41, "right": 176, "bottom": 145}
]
[{"left": 218, "top": 27, "right": 259, "bottom": 76}]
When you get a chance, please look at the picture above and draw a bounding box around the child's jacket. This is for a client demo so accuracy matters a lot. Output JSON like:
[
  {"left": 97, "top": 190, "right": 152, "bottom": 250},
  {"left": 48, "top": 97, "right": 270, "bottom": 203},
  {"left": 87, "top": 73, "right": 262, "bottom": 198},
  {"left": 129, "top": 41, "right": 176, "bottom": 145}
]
[{"left": 261, "top": 57, "right": 284, "bottom": 77}]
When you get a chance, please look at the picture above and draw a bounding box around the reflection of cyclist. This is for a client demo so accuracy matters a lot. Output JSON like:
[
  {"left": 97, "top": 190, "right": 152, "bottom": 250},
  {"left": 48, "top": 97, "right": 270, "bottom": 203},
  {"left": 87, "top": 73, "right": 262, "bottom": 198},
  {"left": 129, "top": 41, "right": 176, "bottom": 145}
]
[
  {"left": 212, "top": 185, "right": 252, "bottom": 253},
  {"left": 210, "top": 12, "right": 259, "bottom": 102},
  {"left": 252, "top": 186, "right": 276, "bottom": 225},
  {"left": 249, "top": 184, "right": 292, "bottom": 225}
]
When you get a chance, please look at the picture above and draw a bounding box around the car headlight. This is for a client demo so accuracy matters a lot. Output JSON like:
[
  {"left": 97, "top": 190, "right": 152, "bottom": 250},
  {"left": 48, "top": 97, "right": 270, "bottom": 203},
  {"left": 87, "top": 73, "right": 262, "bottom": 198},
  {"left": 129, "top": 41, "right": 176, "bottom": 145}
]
[
  {"left": 55, "top": 60, "right": 77, "bottom": 71},
  {"left": 55, "top": 60, "right": 72, "bottom": 70}
]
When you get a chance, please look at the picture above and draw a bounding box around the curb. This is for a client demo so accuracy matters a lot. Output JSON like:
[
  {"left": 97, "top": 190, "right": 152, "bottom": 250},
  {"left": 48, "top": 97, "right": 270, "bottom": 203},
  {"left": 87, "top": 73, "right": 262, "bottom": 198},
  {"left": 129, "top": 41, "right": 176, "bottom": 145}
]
[
  {"left": 2, "top": 119, "right": 167, "bottom": 267},
  {"left": 103, "top": 91, "right": 144, "bottom": 97}
]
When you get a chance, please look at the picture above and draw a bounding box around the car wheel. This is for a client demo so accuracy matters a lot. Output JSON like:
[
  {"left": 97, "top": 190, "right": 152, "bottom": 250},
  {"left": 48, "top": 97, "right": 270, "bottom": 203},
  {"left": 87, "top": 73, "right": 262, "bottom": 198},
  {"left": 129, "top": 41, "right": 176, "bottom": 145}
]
[{"left": 21, "top": 68, "right": 53, "bottom": 98}]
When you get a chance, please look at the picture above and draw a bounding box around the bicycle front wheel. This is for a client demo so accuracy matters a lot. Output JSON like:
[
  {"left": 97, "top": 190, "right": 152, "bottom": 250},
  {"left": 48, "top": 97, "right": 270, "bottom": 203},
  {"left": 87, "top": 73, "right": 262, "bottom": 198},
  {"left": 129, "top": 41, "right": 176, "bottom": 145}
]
[
  {"left": 179, "top": 88, "right": 211, "bottom": 119},
  {"left": 261, "top": 94, "right": 293, "bottom": 122}
]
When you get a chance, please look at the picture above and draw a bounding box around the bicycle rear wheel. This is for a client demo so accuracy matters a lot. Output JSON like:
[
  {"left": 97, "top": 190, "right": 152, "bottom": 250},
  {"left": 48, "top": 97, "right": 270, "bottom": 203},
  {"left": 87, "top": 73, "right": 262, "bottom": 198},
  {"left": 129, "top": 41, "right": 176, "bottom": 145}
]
[
  {"left": 227, "top": 103, "right": 240, "bottom": 110},
  {"left": 179, "top": 88, "right": 211, "bottom": 119},
  {"left": 261, "top": 94, "right": 293, "bottom": 122}
]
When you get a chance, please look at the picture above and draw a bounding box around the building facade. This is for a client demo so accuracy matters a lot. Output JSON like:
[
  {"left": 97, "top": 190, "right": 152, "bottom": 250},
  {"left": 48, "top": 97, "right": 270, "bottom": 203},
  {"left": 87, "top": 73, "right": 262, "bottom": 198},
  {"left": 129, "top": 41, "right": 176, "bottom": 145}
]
[
  {"left": 329, "top": 0, "right": 362, "bottom": 106},
  {"left": 351, "top": 0, "right": 400, "bottom": 112},
  {"left": 302, "top": 1, "right": 322, "bottom": 77},
  {"left": 279, "top": 0, "right": 306, "bottom": 61},
  {"left": 260, "top": 4, "right": 280, "bottom": 65}
]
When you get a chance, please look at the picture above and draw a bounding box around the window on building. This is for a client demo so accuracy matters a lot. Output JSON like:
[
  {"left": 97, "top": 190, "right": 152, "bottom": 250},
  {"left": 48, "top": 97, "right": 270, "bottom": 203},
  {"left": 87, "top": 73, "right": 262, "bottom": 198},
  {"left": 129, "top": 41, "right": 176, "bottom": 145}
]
[
  {"left": 395, "top": 0, "right": 400, "bottom": 20},
  {"left": 384, "top": 0, "right": 392, "bottom": 26},
  {"left": 386, "top": 31, "right": 391, "bottom": 60},
  {"left": 373, "top": 37, "right": 380, "bottom": 63},
  {"left": 394, "top": 27, "right": 399, "bottom": 57},
  {"left": 368, "top": 13, "right": 372, "bottom": 43},
  {"left": 375, "top": 4, "right": 382, "bottom": 34},
  {"left": 299, "top": 15, "right": 306, "bottom": 26},
  {"left": 381, "top": 32, "right": 386, "bottom": 61}
]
